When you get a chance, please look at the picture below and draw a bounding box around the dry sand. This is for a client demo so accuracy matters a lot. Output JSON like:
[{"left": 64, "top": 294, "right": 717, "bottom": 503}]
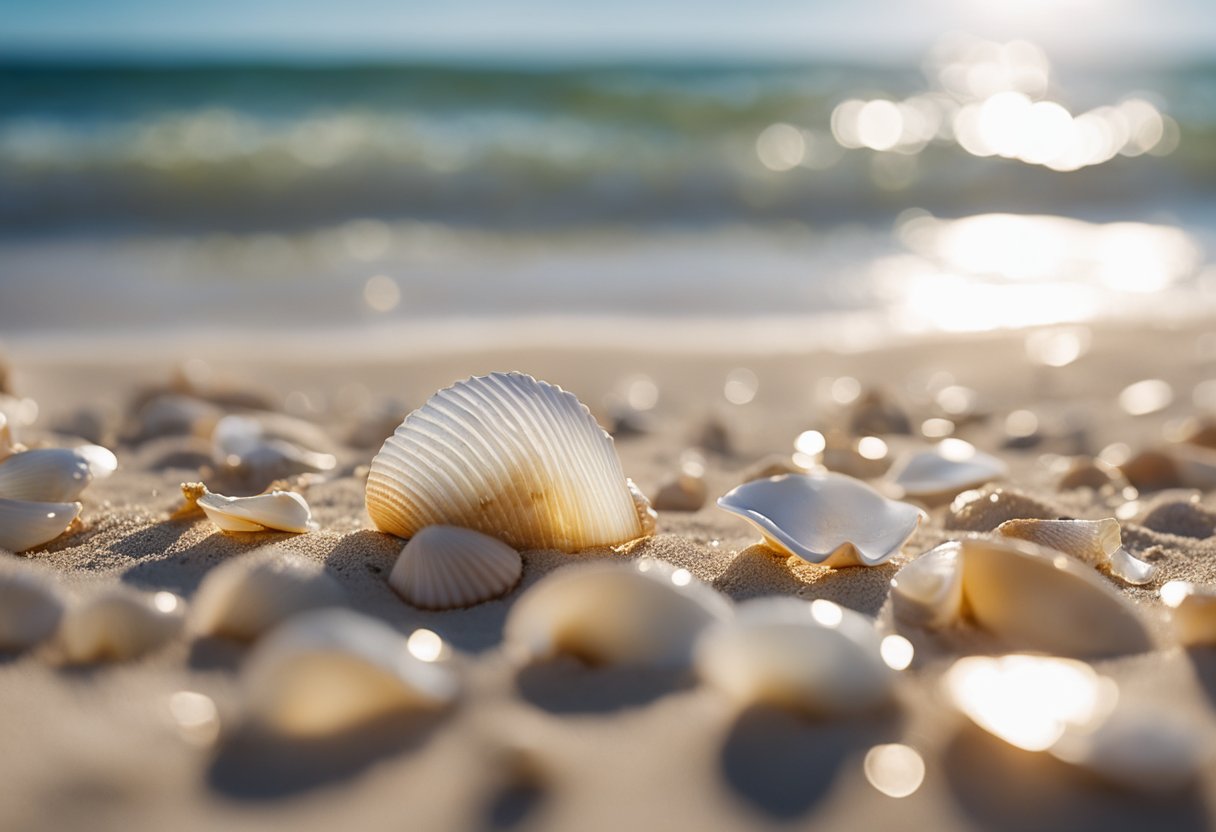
[{"left": 3, "top": 320, "right": 1216, "bottom": 832}]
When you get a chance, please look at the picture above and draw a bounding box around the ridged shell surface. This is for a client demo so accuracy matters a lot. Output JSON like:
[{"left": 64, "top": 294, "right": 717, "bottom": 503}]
[
  {"left": 996, "top": 517, "right": 1156, "bottom": 585},
  {"left": 0, "top": 497, "right": 81, "bottom": 553},
  {"left": 0, "top": 448, "right": 93, "bottom": 502},
  {"left": 389, "top": 525, "right": 522, "bottom": 610},
  {"left": 366, "top": 373, "right": 654, "bottom": 552}
]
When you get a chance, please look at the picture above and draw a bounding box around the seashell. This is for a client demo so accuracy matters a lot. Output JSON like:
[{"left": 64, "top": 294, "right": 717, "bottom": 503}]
[
  {"left": 1118, "top": 449, "right": 1181, "bottom": 491},
  {"left": 60, "top": 587, "right": 185, "bottom": 662},
  {"left": 847, "top": 388, "right": 911, "bottom": 436},
  {"left": 695, "top": 597, "right": 895, "bottom": 716},
  {"left": 503, "top": 558, "right": 731, "bottom": 668},
  {"left": 0, "top": 559, "right": 66, "bottom": 650},
  {"left": 652, "top": 473, "right": 707, "bottom": 512},
  {"left": 1160, "top": 581, "right": 1216, "bottom": 645},
  {"left": 1049, "top": 709, "right": 1203, "bottom": 795},
  {"left": 1056, "top": 456, "right": 1130, "bottom": 492},
  {"left": 1139, "top": 499, "right": 1216, "bottom": 539},
  {"left": 0, "top": 448, "right": 94, "bottom": 502},
  {"left": 885, "top": 440, "right": 1007, "bottom": 502},
  {"left": 180, "top": 482, "right": 316, "bottom": 534},
  {"left": 212, "top": 414, "right": 336, "bottom": 485},
  {"left": 389, "top": 525, "right": 522, "bottom": 610},
  {"left": 366, "top": 372, "right": 655, "bottom": 552},
  {"left": 130, "top": 394, "right": 222, "bottom": 442},
  {"left": 242, "top": 609, "right": 459, "bottom": 737},
  {"left": 191, "top": 550, "right": 346, "bottom": 641},
  {"left": 717, "top": 472, "right": 924, "bottom": 568},
  {"left": 0, "top": 497, "right": 82, "bottom": 552},
  {"left": 995, "top": 518, "right": 1155, "bottom": 586},
  {"left": 944, "top": 486, "right": 1056, "bottom": 532},
  {"left": 889, "top": 542, "right": 964, "bottom": 629}
]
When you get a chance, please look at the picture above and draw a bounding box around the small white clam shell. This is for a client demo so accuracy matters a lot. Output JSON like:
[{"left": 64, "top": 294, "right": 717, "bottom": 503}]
[
  {"left": 389, "top": 525, "right": 522, "bottom": 611},
  {"left": 503, "top": 558, "right": 731, "bottom": 668},
  {"left": 1161, "top": 580, "right": 1216, "bottom": 646},
  {"left": 242, "top": 609, "right": 459, "bottom": 737},
  {"left": 60, "top": 587, "right": 185, "bottom": 662},
  {"left": 889, "top": 541, "right": 964, "bottom": 629},
  {"left": 182, "top": 482, "right": 316, "bottom": 534},
  {"left": 191, "top": 550, "right": 346, "bottom": 641},
  {"left": 0, "top": 497, "right": 81, "bottom": 553},
  {"left": 366, "top": 372, "right": 655, "bottom": 552},
  {"left": 886, "top": 440, "right": 1007, "bottom": 501},
  {"left": 996, "top": 517, "right": 1155, "bottom": 586},
  {"left": 717, "top": 472, "right": 924, "bottom": 567},
  {"left": 0, "top": 448, "right": 93, "bottom": 502},
  {"left": 695, "top": 597, "right": 895, "bottom": 716},
  {"left": 0, "top": 559, "right": 66, "bottom": 650}
]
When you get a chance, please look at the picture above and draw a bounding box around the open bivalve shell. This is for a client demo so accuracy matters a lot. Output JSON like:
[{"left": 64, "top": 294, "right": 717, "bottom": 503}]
[
  {"left": 389, "top": 525, "right": 522, "bottom": 611},
  {"left": 885, "top": 440, "right": 1007, "bottom": 502},
  {"left": 1161, "top": 581, "right": 1216, "bottom": 646},
  {"left": 181, "top": 482, "right": 316, "bottom": 534},
  {"left": 891, "top": 538, "right": 1152, "bottom": 656},
  {"left": 242, "top": 609, "right": 459, "bottom": 737},
  {"left": 717, "top": 472, "right": 924, "bottom": 567},
  {"left": 0, "top": 497, "right": 82, "bottom": 553},
  {"left": 60, "top": 587, "right": 185, "bottom": 663},
  {"left": 695, "top": 597, "right": 897, "bottom": 716},
  {"left": 503, "top": 558, "right": 731, "bottom": 668},
  {"left": 191, "top": 550, "right": 346, "bottom": 641},
  {"left": 996, "top": 517, "right": 1155, "bottom": 586},
  {"left": 0, "top": 559, "right": 66, "bottom": 650},
  {"left": 366, "top": 372, "right": 655, "bottom": 552}
]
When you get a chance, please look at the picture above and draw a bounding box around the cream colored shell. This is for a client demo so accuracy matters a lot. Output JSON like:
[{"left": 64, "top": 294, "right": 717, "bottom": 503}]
[
  {"left": 181, "top": 482, "right": 316, "bottom": 534},
  {"left": 886, "top": 442, "right": 1007, "bottom": 502},
  {"left": 996, "top": 517, "right": 1155, "bottom": 585},
  {"left": 1161, "top": 581, "right": 1216, "bottom": 646},
  {"left": 0, "top": 497, "right": 81, "bottom": 553},
  {"left": 59, "top": 587, "right": 185, "bottom": 663},
  {"left": 889, "top": 541, "right": 964, "bottom": 629},
  {"left": 389, "top": 525, "right": 522, "bottom": 610},
  {"left": 0, "top": 559, "right": 66, "bottom": 650},
  {"left": 0, "top": 448, "right": 93, "bottom": 502},
  {"left": 365, "top": 372, "right": 655, "bottom": 552}
]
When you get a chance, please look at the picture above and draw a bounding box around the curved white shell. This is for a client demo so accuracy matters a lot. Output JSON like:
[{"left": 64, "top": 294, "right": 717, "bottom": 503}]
[
  {"left": 695, "top": 597, "right": 895, "bottom": 716},
  {"left": 0, "top": 497, "right": 81, "bottom": 553},
  {"left": 182, "top": 482, "right": 316, "bottom": 534},
  {"left": 717, "top": 472, "right": 924, "bottom": 567},
  {"left": 366, "top": 372, "right": 655, "bottom": 552},
  {"left": 1161, "top": 581, "right": 1216, "bottom": 646},
  {"left": 389, "top": 525, "right": 522, "bottom": 610},
  {"left": 889, "top": 541, "right": 964, "bottom": 629},
  {"left": 0, "top": 559, "right": 66, "bottom": 650},
  {"left": 60, "top": 587, "right": 185, "bottom": 662},
  {"left": 0, "top": 448, "right": 93, "bottom": 502},
  {"left": 503, "top": 558, "right": 731, "bottom": 668},
  {"left": 212, "top": 414, "right": 336, "bottom": 480},
  {"left": 886, "top": 441, "right": 1007, "bottom": 501},
  {"left": 242, "top": 609, "right": 459, "bottom": 737},
  {"left": 191, "top": 550, "right": 346, "bottom": 641},
  {"left": 996, "top": 517, "right": 1155, "bottom": 586},
  {"left": 73, "top": 444, "right": 118, "bottom": 479}
]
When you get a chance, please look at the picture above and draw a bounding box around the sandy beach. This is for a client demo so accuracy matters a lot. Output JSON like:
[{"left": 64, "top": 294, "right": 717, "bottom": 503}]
[{"left": 2, "top": 319, "right": 1216, "bottom": 831}]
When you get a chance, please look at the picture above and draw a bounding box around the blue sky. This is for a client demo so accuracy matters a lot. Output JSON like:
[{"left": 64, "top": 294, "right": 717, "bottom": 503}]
[{"left": 2, "top": 0, "right": 1214, "bottom": 63}]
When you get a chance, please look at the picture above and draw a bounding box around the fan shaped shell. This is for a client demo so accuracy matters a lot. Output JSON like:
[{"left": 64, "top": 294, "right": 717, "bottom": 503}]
[
  {"left": 389, "top": 525, "right": 522, "bottom": 610},
  {"left": 366, "top": 372, "right": 654, "bottom": 552}
]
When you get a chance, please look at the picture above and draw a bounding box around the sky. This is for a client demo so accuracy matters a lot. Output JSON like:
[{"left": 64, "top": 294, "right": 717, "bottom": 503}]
[{"left": 1, "top": 0, "right": 1214, "bottom": 64}]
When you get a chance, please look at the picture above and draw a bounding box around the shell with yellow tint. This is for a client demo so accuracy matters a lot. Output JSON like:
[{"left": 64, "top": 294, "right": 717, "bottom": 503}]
[
  {"left": 389, "top": 525, "right": 522, "bottom": 611},
  {"left": 59, "top": 586, "right": 185, "bottom": 663},
  {"left": 996, "top": 517, "right": 1155, "bottom": 585}
]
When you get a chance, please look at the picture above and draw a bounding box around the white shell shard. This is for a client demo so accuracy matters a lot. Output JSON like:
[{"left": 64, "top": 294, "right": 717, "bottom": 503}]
[
  {"left": 503, "top": 557, "right": 731, "bottom": 668},
  {"left": 886, "top": 441, "right": 1007, "bottom": 501},
  {"left": 996, "top": 517, "right": 1156, "bottom": 586},
  {"left": 0, "top": 497, "right": 82, "bottom": 553},
  {"left": 0, "top": 559, "right": 66, "bottom": 650},
  {"left": 181, "top": 482, "right": 316, "bottom": 534},
  {"left": 961, "top": 537, "right": 1152, "bottom": 657},
  {"left": 212, "top": 414, "right": 337, "bottom": 481},
  {"left": 1161, "top": 581, "right": 1216, "bottom": 646},
  {"left": 695, "top": 597, "right": 895, "bottom": 716},
  {"left": 0, "top": 448, "right": 93, "bottom": 502},
  {"left": 389, "top": 525, "right": 522, "bottom": 611},
  {"left": 242, "top": 609, "right": 459, "bottom": 737},
  {"left": 890, "top": 542, "right": 964, "bottom": 629},
  {"left": 191, "top": 550, "right": 346, "bottom": 641},
  {"left": 717, "top": 472, "right": 924, "bottom": 567},
  {"left": 366, "top": 372, "right": 655, "bottom": 552},
  {"left": 73, "top": 444, "right": 118, "bottom": 479},
  {"left": 60, "top": 587, "right": 185, "bottom": 662}
]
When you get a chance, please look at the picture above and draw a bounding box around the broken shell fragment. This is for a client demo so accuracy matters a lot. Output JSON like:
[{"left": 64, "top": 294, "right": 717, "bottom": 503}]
[
  {"left": 503, "top": 558, "right": 731, "bottom": 668},
  {"left": 389, "top": 525, "right": 522, "bottom": 611},
  {"left": 945, "top": 486, "right": 1056, "bottom": 532},
  {"left": 717, "top": 472, "right": 924, "bottom": 568},
  {"left": 0, "top": 497, "right": 82, "bottom": 553},
  {"left": 60, "top": 587, "right": 185, "bottom": 663},
  {"left": 996, "top": 518, "right": 1156, "bottom": 585},
  {"left": 889, "top": 542, "right": 964, "bottom": 629},
  {"left": 0, "top": 448, "right": 94, "bottom": 502},
  {"left": 242, "top": 609, "right": 459, "bottom": 737},
  {"left": 885, "top": 441, "right": 1007, "bottom": 502},
  {"left": 695, "top": 597, "right": 895, "bottom": 716},
  {"left": 1161, "top": 581, "right": 1216, "bottom": 646},
  {"left": 0, "top": 560, "right": 66, "bottom": 650},
  {"left": 365, "top": 372, "right": 655, "bottom": 552},
  {"left": 180, "top": 482, "right": 316, "bottom": 534},
  {"left": 191, "top": 550, "right": 346, "bottom": 641},
  {"left": 212, "top": 414, "right": 337, "bottom": 484}
]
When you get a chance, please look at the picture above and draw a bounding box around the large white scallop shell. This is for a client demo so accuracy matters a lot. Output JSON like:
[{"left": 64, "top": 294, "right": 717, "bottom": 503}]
[
  {"left": 0, "top": 559, "right": 66, "bottom": 650},
  {"left": 0, "top": 497, "right": 81, "bottom": 553},
  {"left": 366, "top": 372, "right": 655, "bottom": 552},
  {"left": 717, "top": 472, "right": 924, "bottom": 567},
  {"left": 389, "top": 525, "right": 522, "bottom": 611},
  {"left": 191, "top": 550, "right": 346, "bottom": 641},
  {"left": 242, "top": 609, "right": 460, "bottom": 737},
  {"left": 996, "top": 517, "right": 1155, "bottom": 585},
  {"left": 181, "top": 482, "right": 316, "bottom": 534},
  {"left": 885, "top": 440, "right": 1007, "bottom": 501},
  {"left": 0, "top": 448, "right": 93, "bottom": 502},
  {"left": 59, "top": 587, "right": 185, "bottom": 662},
  {"left": 695, "top": 597, "right": 895, "bottom": 716},
  {"left": 503, "top": 558, "right": 731, "bottom": 668},
  {"left": 889, "top": 541, "right": 964, "bottom": 629}
]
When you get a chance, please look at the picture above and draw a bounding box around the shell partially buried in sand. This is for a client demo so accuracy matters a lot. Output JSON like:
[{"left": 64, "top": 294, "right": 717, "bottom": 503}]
[
  {"left": 59, "top": 587, "right": 185, "bottom": 663},
  {"left": 503, "top": 558, "right": 731, "bottom": 668},
  {"left": 0, "top": 559, "right": 66, "bottom": 650},
  {"left": 0, "top": 497, "right": 82, "bottom": 553},
  {"left": 995, "top": 517, "right": 1155, "bottom": 585},
  {"left": 717, "top": 472, "right": 924, "bottom": 568},
  {"left": 1161, "top": 581, "right": 1216, "bottom": 646},
  {"left": 365, "top": 372, "right": 655, "bottom": 552},
  {"left": 180, "top": 482, "right": 316, "bottom": 534},
  {"left": 389, "top": 525, "right": 522, "bottom": 611},
  {"left": 944, "top": 486, "right": 1056, "bottom": 532},
  {"left": 885, "top": 440, "right": 1007, "bottom": 502}
]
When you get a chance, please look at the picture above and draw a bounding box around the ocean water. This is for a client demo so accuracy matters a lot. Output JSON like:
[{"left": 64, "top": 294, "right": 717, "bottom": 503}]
[{"left": 2, "top": 50, "right": 1215, "bottom": 347}]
